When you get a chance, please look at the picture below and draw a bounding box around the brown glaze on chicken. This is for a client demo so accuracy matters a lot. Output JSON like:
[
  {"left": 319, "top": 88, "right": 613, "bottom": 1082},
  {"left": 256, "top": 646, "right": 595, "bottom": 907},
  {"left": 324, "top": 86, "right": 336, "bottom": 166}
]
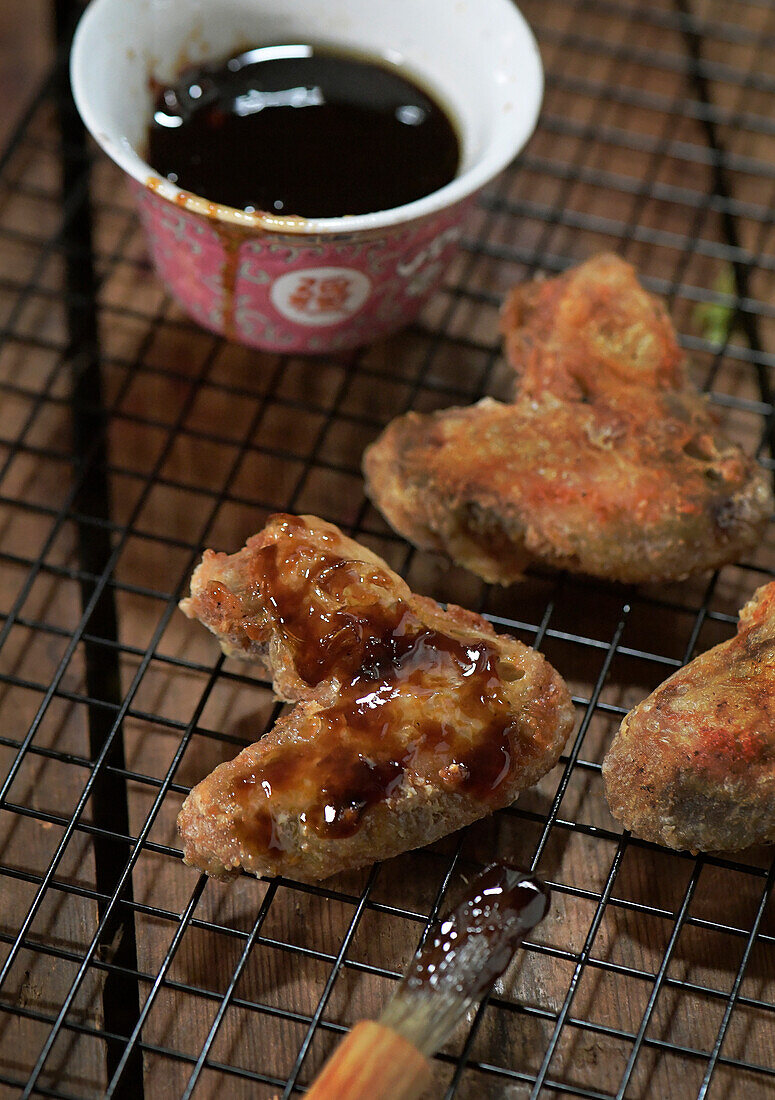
[
  {"left": 177, "top": 515, "right": 575, "bottom": 882},
  {"left": 363, "top": 254, "right": 772, "bottom": 585},
  {"left": 603, "top": 581, "right": 775, "bottom": 852}
]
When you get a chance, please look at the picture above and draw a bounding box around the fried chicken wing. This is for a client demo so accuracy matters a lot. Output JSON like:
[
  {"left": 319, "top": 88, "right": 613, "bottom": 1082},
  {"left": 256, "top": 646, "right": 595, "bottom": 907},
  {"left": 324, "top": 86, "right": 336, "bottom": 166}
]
[
  {"left": 178, "top": 514, "right": 575, "bottom": 882},
  {"left": 603, "top": 581, "right": 775, "bottom": 852},
  {"left": 501, "top": 251, "right": 688, "bottom": 400},
  {"left": 363, "top": 254, "right": 772, "bottom": 585}
]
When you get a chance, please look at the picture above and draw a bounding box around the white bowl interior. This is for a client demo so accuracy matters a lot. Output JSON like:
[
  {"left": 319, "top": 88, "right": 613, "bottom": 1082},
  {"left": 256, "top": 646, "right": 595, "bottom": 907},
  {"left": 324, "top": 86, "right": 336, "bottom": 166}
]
[{"left": 72, "top": 0, "right": 543, "bottom": 231}]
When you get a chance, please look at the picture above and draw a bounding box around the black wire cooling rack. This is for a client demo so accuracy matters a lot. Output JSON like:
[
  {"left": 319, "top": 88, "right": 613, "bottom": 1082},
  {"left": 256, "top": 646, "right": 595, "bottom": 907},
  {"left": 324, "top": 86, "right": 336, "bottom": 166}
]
[{"left": 2, "top": 1, "right": 775, "bottom": 1097}]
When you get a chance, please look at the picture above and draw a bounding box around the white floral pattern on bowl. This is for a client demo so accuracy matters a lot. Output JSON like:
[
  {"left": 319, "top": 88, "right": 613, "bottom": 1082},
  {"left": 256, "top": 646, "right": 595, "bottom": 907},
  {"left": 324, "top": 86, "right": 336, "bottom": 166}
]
[{"left": 137, "top": 183, "right": 472, "bottom": 351}]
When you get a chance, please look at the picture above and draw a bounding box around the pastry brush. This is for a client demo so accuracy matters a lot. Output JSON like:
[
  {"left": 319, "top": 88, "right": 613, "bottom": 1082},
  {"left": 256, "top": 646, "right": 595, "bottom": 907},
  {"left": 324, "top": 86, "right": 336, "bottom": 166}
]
[{"left": 305, "top": 862, "right": 550, "bottom": 1100}]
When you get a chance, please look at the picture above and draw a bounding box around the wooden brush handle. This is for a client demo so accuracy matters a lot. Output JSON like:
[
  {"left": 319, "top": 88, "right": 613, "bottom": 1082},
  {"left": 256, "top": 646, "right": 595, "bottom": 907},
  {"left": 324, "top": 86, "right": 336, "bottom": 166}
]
[{"left": 305, "top": 1020, "right": 432, "bottom": 1100}]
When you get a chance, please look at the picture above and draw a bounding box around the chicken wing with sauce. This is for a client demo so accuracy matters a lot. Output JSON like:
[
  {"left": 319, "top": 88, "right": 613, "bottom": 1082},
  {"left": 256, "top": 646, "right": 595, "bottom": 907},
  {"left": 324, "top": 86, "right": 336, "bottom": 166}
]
[
  {"left": 363, "top": 254, "right": 772, "bottom": 585},
  {"left": 177, "top": 514, "right": 575, "bottom": 882},
  {"left": 603, "top": 581, "right": 775, "bottom": 852}
]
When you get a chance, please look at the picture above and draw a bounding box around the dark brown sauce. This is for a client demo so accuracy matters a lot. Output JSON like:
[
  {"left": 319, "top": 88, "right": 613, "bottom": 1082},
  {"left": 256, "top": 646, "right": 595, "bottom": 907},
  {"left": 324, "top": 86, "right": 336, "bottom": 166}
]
[
  {"left": 219, "top": 229, "right": 242, "bottom": 340},
  {"left": 402, "top": 863, "right": 550, "bottom": 1000},
  {"left": 147, "top": 45, "right": 460, "bottom": 218},
  {"left": 228, "top": 515, "right": 534, "bottom": 850}
]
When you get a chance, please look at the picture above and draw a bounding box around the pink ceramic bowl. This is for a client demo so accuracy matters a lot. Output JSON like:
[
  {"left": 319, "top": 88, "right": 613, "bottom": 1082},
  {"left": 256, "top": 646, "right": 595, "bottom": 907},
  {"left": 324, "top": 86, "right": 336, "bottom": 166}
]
[{"left": 71, "top": 0, "right": 543, "bottom": 355}]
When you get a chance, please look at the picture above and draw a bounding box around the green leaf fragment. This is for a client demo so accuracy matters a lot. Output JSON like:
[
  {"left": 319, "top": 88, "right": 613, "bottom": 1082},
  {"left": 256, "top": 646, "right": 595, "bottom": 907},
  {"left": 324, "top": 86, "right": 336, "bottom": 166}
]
[{"left": 692, "top": 264, "right": 738, "bottom": 346}]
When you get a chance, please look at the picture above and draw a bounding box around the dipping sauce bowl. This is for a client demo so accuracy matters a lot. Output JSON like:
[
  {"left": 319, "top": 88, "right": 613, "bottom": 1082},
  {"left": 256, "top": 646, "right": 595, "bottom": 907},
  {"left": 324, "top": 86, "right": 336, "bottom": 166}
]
[{"left": 71, "top": 0, "right": 543, "bottom": 354}]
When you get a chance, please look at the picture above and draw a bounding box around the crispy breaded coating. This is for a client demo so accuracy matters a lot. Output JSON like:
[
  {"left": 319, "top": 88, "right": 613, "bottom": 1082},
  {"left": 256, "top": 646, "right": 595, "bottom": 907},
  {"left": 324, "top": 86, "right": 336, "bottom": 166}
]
[
  {"left": 178, "top": 515, "right": 575, "bottom": 882},
  {"left": 603, "top": 581, "right": 775, "bottom": 852},
  {"left": 501, "top": 251, "right": 688, "bottom": 400},
  {"left": 363, "top": 254, "right": 772, "bottom": 585}
]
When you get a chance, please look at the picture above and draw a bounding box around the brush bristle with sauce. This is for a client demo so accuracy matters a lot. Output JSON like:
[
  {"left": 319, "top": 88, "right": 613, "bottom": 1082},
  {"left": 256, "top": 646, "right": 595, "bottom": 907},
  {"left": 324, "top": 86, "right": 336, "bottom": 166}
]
[{"left": 305, "top": 863, "right": 550, "bottom": 1100}]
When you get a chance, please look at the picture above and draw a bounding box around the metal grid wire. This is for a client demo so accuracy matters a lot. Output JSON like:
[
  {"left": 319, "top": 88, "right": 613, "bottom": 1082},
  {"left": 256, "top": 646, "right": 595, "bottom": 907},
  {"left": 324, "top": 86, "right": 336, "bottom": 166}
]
[{"left": 1, "top": 0, "right": 775, "bottom": 1096}]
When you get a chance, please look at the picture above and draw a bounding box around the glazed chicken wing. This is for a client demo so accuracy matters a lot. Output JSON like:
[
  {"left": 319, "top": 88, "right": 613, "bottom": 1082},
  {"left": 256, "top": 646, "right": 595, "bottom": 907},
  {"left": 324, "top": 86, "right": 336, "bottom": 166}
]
[
  {"left": 363, "top": 254, "right": 772, "bottom": 585},
  {"left": 603, "top": 581, "right": 775, "bottom": 852},
  {"left": 178, "top": 514, "right": 575, "bottom": 882}
]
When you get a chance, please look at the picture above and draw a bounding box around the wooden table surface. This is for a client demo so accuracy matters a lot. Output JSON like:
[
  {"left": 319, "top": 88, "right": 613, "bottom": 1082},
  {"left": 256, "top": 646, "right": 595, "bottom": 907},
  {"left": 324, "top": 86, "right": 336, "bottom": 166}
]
[
  {"left": 1, "top": 2, "right": 775, "bottom": 1098},
  {"left": 0, "top": 2, "right": 50, "bottom": 149}
]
